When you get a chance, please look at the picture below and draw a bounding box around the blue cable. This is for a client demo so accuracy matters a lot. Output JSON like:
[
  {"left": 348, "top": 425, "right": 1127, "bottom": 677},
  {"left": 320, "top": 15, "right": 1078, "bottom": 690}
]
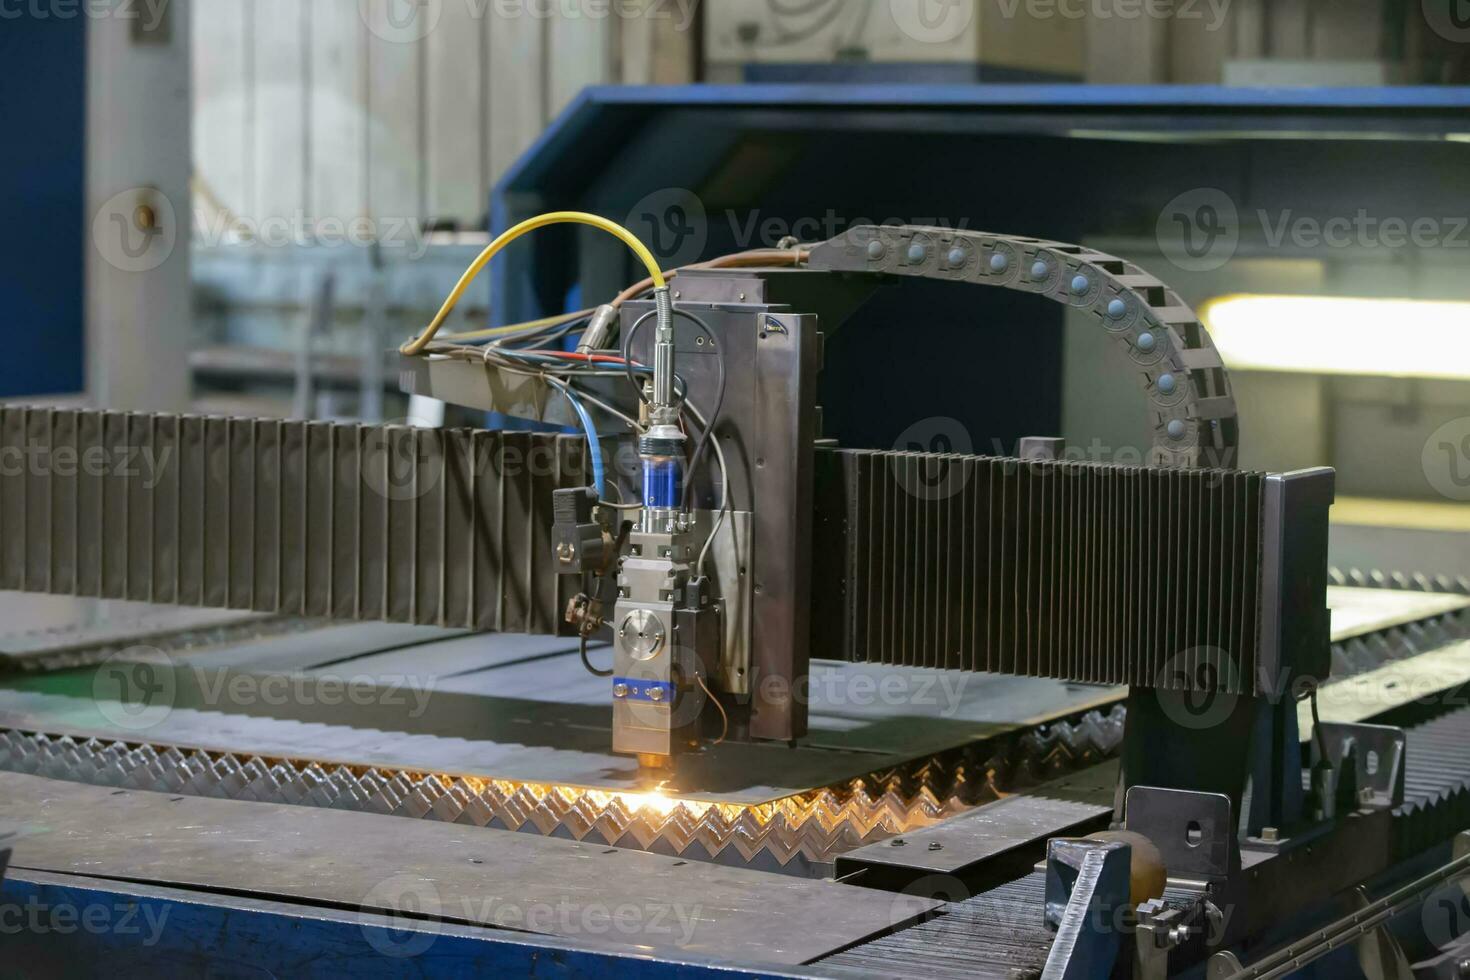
[
  {"left": 493, "top": 349, "right": 651, "bottom": 372},
  {"left": 558, "top": 386, "right": 605, "bottom": 497}
]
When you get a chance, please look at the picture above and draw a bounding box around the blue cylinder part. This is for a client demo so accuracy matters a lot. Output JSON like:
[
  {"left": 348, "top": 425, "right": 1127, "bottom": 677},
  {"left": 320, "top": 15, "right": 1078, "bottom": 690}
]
[{"left": 642, "top": 456, "right": 682, "bottom": 509}]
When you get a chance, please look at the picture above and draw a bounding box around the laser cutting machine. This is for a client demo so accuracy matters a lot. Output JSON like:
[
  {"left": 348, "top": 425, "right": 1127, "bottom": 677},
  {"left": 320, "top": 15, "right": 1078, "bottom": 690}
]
[{"left": 1, "top": 217, "right": 1469, "bottom": 979}]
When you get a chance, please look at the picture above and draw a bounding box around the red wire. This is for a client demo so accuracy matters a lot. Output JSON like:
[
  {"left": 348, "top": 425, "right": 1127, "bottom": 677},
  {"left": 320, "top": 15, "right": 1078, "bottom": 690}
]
[{"left": 532, "top": 350, "right": 637, "bottom": 366}]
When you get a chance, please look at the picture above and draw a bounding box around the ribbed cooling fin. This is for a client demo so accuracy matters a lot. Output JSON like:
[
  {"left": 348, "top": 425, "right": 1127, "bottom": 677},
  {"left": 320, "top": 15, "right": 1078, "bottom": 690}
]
[
  {"left": 0, "top": 406, "right": 586, "bottom": 634},
  {"left": 812, "top": 448, "right": 1266, "bottom": 694}
]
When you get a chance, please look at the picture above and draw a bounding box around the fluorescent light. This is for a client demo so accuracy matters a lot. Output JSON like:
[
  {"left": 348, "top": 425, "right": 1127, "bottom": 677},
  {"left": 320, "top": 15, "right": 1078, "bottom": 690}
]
[{"left": 1198, "top": 295, "right": 1470, "bottom": 381}]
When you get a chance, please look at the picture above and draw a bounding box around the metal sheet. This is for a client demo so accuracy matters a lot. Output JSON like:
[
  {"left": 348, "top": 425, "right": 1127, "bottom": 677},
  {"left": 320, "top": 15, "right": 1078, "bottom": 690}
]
[
  {"left": 835, "top": 762, "right": 1116, "bottom": 887},
  {"left": 1, "top": 868, "right": 819, "bottom": 979},
  {"left": 0, "top": 602, "right": 267, "bottom": 654},
  {"left": 0, "top": 702, "right": 1125, "bottom": 870},
  {"left": 0, "top": 600, "right": 1125, "bottom": 803},
  {"left": 1328, "top": 586, "right": 1470, "bottom": 642},
  {"left": 1302, "top": 640, "right": 1470, "bottom": 740},
  {"left": 0, "top": 771, "right": 938, "bottom": 967}
]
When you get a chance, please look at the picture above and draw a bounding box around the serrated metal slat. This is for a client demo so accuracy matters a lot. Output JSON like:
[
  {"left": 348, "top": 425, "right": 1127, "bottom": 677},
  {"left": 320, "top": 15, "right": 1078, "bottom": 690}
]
[
  {"left": 812, "top": 449, "right": 1274, "bottom": 695},
  {"left": 0, "top": 407, "right": 586, "bottom": 634}
]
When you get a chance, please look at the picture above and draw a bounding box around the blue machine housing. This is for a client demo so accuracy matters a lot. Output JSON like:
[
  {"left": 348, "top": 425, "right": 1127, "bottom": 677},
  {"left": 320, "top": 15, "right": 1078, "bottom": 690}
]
[
  {"left": 0, "top": 18, "right": 87, "bottom": 396},
  {"left": 489, "top": 84, "right": 1470, "bottom": 457}
]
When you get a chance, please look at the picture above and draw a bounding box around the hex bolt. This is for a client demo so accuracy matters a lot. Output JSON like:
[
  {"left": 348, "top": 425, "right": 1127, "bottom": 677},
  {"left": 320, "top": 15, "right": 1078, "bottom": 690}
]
[
  {"left": 890, "top": 838, "right": 906, "bottom": 847},
  {"left": 1260, "top": 826, "right": 1280, "bottom": 842},
  {"left": 928, "top": 841, "right": 943, "bottom": 851},
  {"left": 556, "top": 542, "right": 573, "bottom": 561}
]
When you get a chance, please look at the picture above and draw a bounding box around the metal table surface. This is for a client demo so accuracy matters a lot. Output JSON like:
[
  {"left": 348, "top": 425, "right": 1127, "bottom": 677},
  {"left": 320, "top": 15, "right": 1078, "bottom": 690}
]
[{"left": 0, "top": 770, "right": 939, "bottom": 968}]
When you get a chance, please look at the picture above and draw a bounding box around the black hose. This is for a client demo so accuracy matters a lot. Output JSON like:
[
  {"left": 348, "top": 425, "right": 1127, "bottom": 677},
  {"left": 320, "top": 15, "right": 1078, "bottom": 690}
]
[{"left": 579, "top": 631, "right": 612, "bottom": 678}]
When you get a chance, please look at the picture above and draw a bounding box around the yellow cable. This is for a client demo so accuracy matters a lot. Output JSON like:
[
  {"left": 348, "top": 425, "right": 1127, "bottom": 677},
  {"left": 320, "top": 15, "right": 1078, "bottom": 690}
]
[
  {"left": 435, "top": 247, "right": 810, "bottom": 346},
  {"left": 400, "top": 211, "right": 666, "bottom": 356}
]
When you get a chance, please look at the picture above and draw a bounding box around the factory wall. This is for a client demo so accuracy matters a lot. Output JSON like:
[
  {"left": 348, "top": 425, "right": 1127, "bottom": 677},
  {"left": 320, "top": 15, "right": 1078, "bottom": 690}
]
[
  {"left": 706, "top": 0, "right": 1464, "bottom": 86},
  {"left": 191, "top": 0, "right": 695, "bottom": 234},
  {"left": 189, "top": 0, "right": 1460, "bottom": 238}
]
